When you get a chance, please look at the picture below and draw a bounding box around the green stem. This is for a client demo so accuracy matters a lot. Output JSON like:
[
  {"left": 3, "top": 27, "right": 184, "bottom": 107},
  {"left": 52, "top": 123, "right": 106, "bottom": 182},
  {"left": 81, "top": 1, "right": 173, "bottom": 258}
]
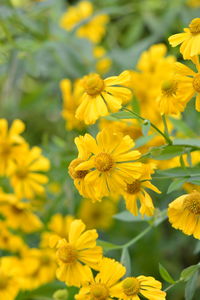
[
  {"left": 123, "top": 226, "right": 152, "bottom": 248},
  {"left": 123, "top": 107, "right": 173, "bottom": 145},
  {"left": 162, "top": 114, "right": 169, "bottom": 137},
  {"left": 164, "top": 280, "right": 181, "bottom": 292}
]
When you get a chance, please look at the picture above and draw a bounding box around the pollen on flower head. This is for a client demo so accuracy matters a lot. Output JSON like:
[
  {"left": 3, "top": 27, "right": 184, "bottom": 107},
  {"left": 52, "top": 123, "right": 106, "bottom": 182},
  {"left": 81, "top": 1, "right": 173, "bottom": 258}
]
[
  {"left": 90, "top": 283, "right": 109, "bottom": 300},
  {"left": 68, "top": 158, "right": 89, "bottom": 179},
  {"left": 94, "top": 152, "right": 114, "bottom": 172},
  {"left": 161, "top": 80, "right": 178, "bottom": 96},
  {"left": 83, "top": 73, "right": 105, "bottom": 96},
  {"left": 126, "top": 180, "right": 141, "bottom": 194},
  {"left": 183, "top": 191, "right": 200, "bottom": 215},
  {"left": 57, "top": 244, "right": 77, "bottom": 264},
  {"left": 0, "top": 273, "right": 8, "bottom": 289},
  {"left": 189, "top": 18, "right": 200, "bottom": 34},
  {"left": 193, "top": 74, "right": 200, "bottom": 93},
  {"left": 122, "top": 277, "right": 140, "bottom": 296},
  {"left": 16, "top": 167, "right": 28, "bottom": 179}
]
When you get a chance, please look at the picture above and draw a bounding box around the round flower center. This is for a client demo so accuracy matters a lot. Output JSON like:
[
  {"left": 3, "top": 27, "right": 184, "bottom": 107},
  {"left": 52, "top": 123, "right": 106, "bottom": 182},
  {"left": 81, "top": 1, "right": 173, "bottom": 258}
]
[
  {"left": 90, "top": 283, "right": 109, "bottom": 300},
  {"left": 126, "top": 180, "right": 141, "bottom": 194},
  {"left": 57, "top": 244, "right": 77, "bottom": 263},
  {"left": 161, "top": 80, "right": 178, "bottom": 96},
  {"left": 183, "top": 191, "right": 200, "bottom": 215},
  {"left": 94, "top": 152, "right": 114, "bottom": 172},
  {"left": 122, "top": 277, "right": 140, "bottom": 296},
  {"left": 0, "top": 273, "right": 8, "bottom": 289},
  {"left": 83, "top": 73, "right": 105, "bottom": 96},
  {"left": 16, "top": 168, "right": 28, "bottom": 179},
  {"left": 189, "top": 18, "right": 200, "bottom": 34},
  {"left": 68, "top": 158, "right": 89, "bottom": 179},
  {"left": 193, "top": 74, "right": 200, "bottom": 93},
  {"left": 11, "top": 205, "right": 23, "bottom": 214},
  {"left": 0, "top": 142, "right": 11, "bottom": 157}
]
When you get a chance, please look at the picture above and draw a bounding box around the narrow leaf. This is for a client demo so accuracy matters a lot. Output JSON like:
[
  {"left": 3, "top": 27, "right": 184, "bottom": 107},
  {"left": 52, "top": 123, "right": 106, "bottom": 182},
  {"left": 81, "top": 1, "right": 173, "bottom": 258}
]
[
  {"left": 180, "top": 265, "right": 199, "bottom": 282},
  {"left": 121, "top": 247, "right": 131, "bottom": 277},
  {"left": 185, "top": 271, "right": 199, "bottom": 300},
  {"left": 159, "top": 264, "right": 176, "bottom": 284}
]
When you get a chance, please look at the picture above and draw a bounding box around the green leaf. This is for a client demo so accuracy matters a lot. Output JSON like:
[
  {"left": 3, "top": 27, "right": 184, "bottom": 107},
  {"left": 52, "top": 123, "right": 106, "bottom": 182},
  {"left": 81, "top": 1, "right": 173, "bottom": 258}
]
[
  {"left": 142, "top": 120, "right": 151, "bottom": 136},
  {"left": 108, "top": 111, "right": 137, "bottom": 120},
  {"left": 156, "top": 167, "right": 200, "bottom": 178},
  {"left": 121, "top": 247, "right": 131, "bottom": 277},
  {"left": 97, "top": 240, "right": 121, "bottom": 252},
  {"left": 180, "top": 265, "right": 200, "bottom": 282},
  {"left": 185, "top": 271, "right": 199, "bottom": 300},
  {"left": 114, "top": 211, "right": 151, "bottom": 222},
  {"left": 170, "top": 118, "right": 196, "bottom": 138},
  {"left": 135, "top": 134, "right": 155, "bottom": 148},
  {"left": 167, "top": 178, "right": 188, "bottom": 194},
  {"left": 159, "top": 264, "right": 176, "bottom": 284},
  {"left": 149, "top": 145, "right": 189, "bottom": 160},
  {"left": 173, "top": 138, "right": 200, "bottom": 148}
]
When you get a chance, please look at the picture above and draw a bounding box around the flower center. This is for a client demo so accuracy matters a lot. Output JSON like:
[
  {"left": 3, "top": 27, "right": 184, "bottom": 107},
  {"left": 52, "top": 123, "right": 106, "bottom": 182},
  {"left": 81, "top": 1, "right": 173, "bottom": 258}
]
[
  {"left": 16, "top": 168, "right": 28, "bottom": 179},
  {"left": 161, "top": 80, "right": 178, "bottom": 96},
  {"left": 90, "top": 283, "right": 109, "bottom": 300},
  {"left": 189, "top": 18, "right": 200, "bottom": 34},
  {"left": 122, "top": 277, "right": 140, "bottom": 296},
  {"left": 68, "top": 158, "right": 89, "bottom": 179},
  {"left": 94, "top": 152, "right": 114, "bottom": 172},
  {"left": 183, "top": 191, "right": 200, "bottom": 215},
  {"left": 193, "top": 74, "right": 200, "bottom": 93},
  {"left": 0, "top": 273, "right": 8, "bottom": 289},
  {"left": 126, "top": 180, "right": 141, "bottom": 194},
  {"left": 0, "top": 142, "right": 11, "bottom": 157},
  {"left": 83, "top": 73, "right": 105, "bottom": 96},
  {"left": 57, "top": 244, "right": 77, "bottom": 263}
]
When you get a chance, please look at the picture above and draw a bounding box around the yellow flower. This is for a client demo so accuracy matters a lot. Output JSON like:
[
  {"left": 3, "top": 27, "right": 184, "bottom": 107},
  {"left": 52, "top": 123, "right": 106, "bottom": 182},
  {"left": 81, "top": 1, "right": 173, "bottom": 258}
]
[
  {"left": 60, "top": 1, "right": 109, "bottom": 43},
  {"left": 174, "top": 57, "right": 200, "bottom": 111},
  {"left": 0, "top": 256, "right": 20, "bottom": 300},
  {"left": 187, "top": 0, "right": 200, "bottom": 7},
  {"left": 40, "top": 214, "right": 74, "bottom": 248},
  {"left": 75, "top": 257, "right": 126, "bottom": 300},
  {"left": 111, "top": 275, "right": 166, "bottom": 300},
  {"left": 168, "top": 190, "right": 200, "bottom": 239},
  {"left": 60, "top": 79, "right": 85, "bottom": 130},
  {"left": 0, "top": 119, "right": 26, "bottom": 176},
  {"left": 122, "top": 164, "right": 160, "bottom": 217},
  {"left": 51, "top": 219, "right": 102, "bottom": 287},
  {"left": 0, "top": 221, "right": 27, "bottom": 253},
  {"left": 156, "top": 78, "right": 189, "bottom": 115},
  {"left": 19, "top": 248, "right": 56, "bottom": 290},
  {"left": 78, "top": 198, "right": 117, "bottom": 230},
  {"left": 75, "top": 71, "right": 132, "bottom": 125},
  {"left": 168, "top": 18, "right": 200, "bottom": 59},
  {"left": 74, "top": 129, "right": 142, "bottom": 200},
  {"left": 0, "top": 191, "right": 42, "bottom": 233},
  {"left": 8, "top": 145, "right": 50, "bottom": 199}
]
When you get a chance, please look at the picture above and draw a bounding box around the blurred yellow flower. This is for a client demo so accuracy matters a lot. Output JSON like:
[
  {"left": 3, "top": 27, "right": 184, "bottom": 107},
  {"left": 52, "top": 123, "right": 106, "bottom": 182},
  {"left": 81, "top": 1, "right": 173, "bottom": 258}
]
[
  {"left": 93, "top": 46, "right": 112, "bottom": 74},
  {"left": 60, "top": 1, "right": 109, "bottom": 43},
  {"left": 0, "top": 119, "right": 26, "bottom": 176},
  {"left": 168, "top": 190, "right": 200, "bottom": 239},
  {"left": 40, "top": 214, "right": 74, "bottom": 248},
  {"left": 0, "top": 256, "right": 20, "bottom": 300},
  {"left": 78, "top": 198, "right": 116, "bottom": 230},
  {"left": 75, "top": 71, "right": 132, "bottom": 124},
  {"left": 169, "top": 18, "right": 200, "bottom": 59},
  {"left": 8, "top": 145, "right": 50, "bottom": 199},
  {"left": 122, "top": 164, "right": 160, "bottom": 217},
  {"left": 51, "top": 219, "right": 102, "bottom": 287},
  {"left": 187, "top": 0, "right": 200, "bottom": 6},
  {"left": 74, "top": 129, "right": 142, "bottom": 200},
  {"left": 111, "top": 275, "right": 166, "bottom": 300},
  {"left": 174, "top": 57, "right": 200, "bottom": 111},
  {"left": 0, "top": 191, "right": 43, "bottom": 233},
  {"left": 60, "top": 79, "right": 85, "bottom": 130},
  {"left": 75, "top": 257, "right": 126, "bottom": 300}
]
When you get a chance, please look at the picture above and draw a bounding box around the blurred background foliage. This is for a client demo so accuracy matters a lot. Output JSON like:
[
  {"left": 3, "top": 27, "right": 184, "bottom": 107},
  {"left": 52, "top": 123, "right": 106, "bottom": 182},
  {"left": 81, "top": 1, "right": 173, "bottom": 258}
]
[{"left": 1, "top": 0, "right": 200, "bottom": 299}]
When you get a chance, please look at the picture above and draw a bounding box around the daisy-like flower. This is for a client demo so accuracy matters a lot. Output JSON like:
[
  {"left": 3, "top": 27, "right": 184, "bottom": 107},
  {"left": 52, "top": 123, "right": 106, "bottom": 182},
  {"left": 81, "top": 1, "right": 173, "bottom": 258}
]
[
  {"left": 168, "top": 18, "right": 200, "bottom": 59},
  {"left": 156, "top": 78, "right": 189, "bottom": 115},
  {"left": 7, "top": 145, "right": 50, "bottom": 199},
  {"left": 51, "top": 219, "right": 102, "bottom": 287},
  {"left": 0, "top": 119, "right": 26, "bottom": 176},
  {"left": 74, "top": 129, "right": 143, "bottom": 201},
  {"left": 40, "top": 214, "right": 74, "bottom": 248},
  {"left": 75, "top": 71, "right": 132, "bottom": 125},
  {"left": 174, "top": 56, "right": 200, "bottom": 111},
  {"left": 0, "top": 191, "right": 42, "bottom": 233},
  {"left": 168, "top": 190, "right": 200, "bottom": 239},
  {"left": 111, "top": 275, "right": 166, "bottom": 300},
  {"left": 122, "top": 164, "right": 161, "bottom": 217},
  {"left": 75, "top": 257, "right": 126, "bottom": 300},
  {"left": 0, "top": 256, "right": 21, "bottom": 300},
  {"left": 60, "top": 79, "right": 85, "bottom": 131}
]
